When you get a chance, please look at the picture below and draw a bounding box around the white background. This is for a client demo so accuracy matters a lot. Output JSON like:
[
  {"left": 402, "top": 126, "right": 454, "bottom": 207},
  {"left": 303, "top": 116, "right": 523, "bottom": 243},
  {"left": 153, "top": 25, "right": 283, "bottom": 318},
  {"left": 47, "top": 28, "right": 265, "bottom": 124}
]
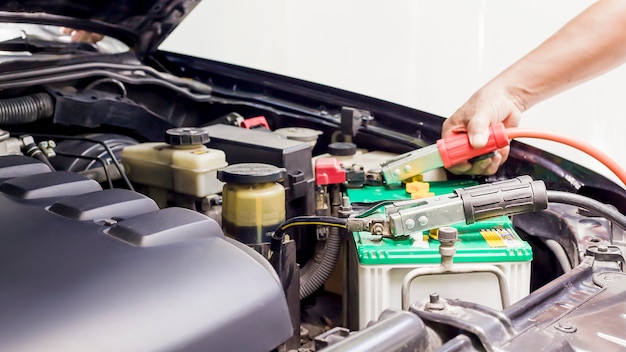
[{"left": 161, "top": 0, "right": 626, "bottom": 185}]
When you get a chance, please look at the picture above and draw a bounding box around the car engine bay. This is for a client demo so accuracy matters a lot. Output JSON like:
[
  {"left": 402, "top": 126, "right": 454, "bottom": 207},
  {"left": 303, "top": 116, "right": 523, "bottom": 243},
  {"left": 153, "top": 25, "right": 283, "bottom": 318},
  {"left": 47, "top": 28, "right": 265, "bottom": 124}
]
[{"left": 1, "top": 55, "right": 626, "bottom": 352}]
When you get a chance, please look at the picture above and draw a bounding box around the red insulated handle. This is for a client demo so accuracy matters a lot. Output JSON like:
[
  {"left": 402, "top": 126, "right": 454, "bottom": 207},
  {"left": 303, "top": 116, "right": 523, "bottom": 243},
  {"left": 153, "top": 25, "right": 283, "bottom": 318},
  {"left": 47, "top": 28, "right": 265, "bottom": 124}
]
[{"left": 436, "top": 123, "right": 510, "bottom": 168}]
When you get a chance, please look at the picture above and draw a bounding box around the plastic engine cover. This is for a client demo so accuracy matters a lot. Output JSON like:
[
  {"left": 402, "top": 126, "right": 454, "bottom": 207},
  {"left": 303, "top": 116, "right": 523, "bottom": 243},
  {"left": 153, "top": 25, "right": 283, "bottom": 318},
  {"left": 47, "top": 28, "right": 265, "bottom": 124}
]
[{"left": 0, "top": 156, "right": 292, "bottom": 352}]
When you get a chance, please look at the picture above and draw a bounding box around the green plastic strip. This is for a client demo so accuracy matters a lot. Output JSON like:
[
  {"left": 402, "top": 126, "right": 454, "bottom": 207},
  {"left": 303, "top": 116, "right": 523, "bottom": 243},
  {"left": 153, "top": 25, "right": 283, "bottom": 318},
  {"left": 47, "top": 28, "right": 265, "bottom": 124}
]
[{"left": 346, "top": 180, "right": 477, "bottom": 203}]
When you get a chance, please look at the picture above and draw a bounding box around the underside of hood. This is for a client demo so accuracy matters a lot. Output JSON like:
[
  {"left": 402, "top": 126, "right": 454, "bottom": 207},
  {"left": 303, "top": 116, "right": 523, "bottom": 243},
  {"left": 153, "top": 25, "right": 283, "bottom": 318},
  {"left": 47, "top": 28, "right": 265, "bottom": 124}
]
[{"left": 0, "top": 0, "right": 199, "bottom": 57}]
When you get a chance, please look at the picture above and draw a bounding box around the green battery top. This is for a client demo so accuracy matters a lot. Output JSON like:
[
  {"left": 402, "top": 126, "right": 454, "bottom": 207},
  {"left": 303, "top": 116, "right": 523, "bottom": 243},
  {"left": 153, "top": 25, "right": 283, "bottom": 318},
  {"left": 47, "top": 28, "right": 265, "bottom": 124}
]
[{"left": 346, "top": 182, "right": 533, "bottom": 265}]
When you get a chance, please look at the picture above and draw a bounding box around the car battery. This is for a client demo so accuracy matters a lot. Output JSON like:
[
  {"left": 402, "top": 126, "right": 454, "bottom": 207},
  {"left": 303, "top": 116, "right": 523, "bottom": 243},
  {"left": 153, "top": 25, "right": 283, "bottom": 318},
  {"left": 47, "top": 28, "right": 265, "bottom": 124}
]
[{"left": 345, "top": 181, "right": 533, "bottom": 329}]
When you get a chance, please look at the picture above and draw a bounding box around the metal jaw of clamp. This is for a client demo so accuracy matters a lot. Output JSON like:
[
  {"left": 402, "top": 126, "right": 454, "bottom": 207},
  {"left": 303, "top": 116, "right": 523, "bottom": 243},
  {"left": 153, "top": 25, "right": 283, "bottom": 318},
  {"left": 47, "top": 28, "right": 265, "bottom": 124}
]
[
  {"left": 348, "top": 176, "right": 548, "bottom": 240},
  {"left": 381, "top": 123, "right": 510, "bottom": 186}
]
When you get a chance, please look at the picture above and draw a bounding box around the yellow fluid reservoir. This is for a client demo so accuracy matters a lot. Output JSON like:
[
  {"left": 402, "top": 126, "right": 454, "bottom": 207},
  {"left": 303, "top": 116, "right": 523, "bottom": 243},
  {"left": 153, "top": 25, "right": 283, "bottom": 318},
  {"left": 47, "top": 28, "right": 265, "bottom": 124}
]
[{"left": 218, "top": 163, "right": 286, "bottom": 244}]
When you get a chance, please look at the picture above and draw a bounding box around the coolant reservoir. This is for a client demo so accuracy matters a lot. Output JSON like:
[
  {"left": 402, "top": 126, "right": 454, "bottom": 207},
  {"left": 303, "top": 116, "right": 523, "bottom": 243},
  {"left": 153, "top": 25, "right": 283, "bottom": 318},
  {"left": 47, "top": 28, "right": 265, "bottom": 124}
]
[
  {"left": 121, "top": 127, "right": 227, "bottom": 202},
  {"left": 218, "top": 163, "right": 286, "bottom": 244}
]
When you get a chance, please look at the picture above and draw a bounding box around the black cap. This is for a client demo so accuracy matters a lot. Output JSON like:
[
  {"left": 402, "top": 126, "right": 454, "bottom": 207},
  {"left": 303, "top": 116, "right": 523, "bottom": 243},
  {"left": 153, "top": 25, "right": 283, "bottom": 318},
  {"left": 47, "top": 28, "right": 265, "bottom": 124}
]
[
  {"left": 328, "top": 142, "right": 357, "bottom": 156},
  {"left": 165, "top": 127, "right": 210, "bottom": 146},
  {"left": 217, "top": 163, "right": 287, "bottom": 184}
]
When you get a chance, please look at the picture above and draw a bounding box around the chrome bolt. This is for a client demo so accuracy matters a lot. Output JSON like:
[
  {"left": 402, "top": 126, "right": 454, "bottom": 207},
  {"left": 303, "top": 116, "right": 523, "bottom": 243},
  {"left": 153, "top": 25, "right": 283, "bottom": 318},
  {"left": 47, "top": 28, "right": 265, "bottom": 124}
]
[
  {"left": 418, "top": 216, "right": 428, "bottom": 226},
  {"left": 371, "top": 223, "right": 385, "bottom": 236},
  {"left": 430, "top": 293, "right": 440, "bottom": 303},
  {"left": 425, "top": 292, "right": 445, "bottom": 311},
  {"left": 555, "top": 321, "right": 577, "bottom": 333}
]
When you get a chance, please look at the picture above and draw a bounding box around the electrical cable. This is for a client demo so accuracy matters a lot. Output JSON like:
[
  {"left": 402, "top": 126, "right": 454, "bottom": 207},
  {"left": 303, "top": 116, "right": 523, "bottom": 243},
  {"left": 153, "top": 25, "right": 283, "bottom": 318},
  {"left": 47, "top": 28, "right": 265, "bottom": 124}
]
[
  {"left": 544, "top": 239, "right": 573, "bottom": 273},
  {"left": 269, "top": 215, "right": 348, "bottom": 297},
  {"left": 21, "top": 140, "right": 55, "bottom": 171},
  {"left": 270, "top": 216, "right": 348, "bottom": 252},
  {"left": 299, "top": 227, "right": 342, "bottom": 299},
  {"left": 84, "top": 78, "right": 127, "bottom": 98},
  {"left": 354, "top": 200, "right": 396, "bottom": 218},
  {"left": 24, "top": 133, "right": 134, "bottom": 191},
  {"left": 55, "top": 151, "right": 113, "bottom": 189},
  {"left": 507, "top": 128, "right": 626, "bottom": 186},
  {"left": 547, "top": 190, "right": 626, "bottom": 232},
  {"left": 277, "top": 220, "right": 347, "bottom": 233}
]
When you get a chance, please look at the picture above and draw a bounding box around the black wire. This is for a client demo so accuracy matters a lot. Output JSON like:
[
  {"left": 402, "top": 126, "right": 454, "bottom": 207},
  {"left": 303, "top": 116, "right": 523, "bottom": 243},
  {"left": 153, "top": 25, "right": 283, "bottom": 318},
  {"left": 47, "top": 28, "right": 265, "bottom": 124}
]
[
  {"left": 55, "top": 151, "right": 113, "bottom": 189},
  {"left": 84, "top": 78, "right": 127, "bottom": 98},
  {"left": 22, "top": 143, "right": 55, "bottom": 171},
  {"left": 272, "top": 216, "right": 347, "bottom": 239},
  {"left": 24, "top": 133, "right": 134, "bottom": 191},
  {"left": 270, "top": 215, "right": 348, "bottom": 254},
  {"left": 547, "top": 190, "right": 626, "bottom": 231},
  {"left": 353, "top": 200, "right": 396, "bottom": 218}
]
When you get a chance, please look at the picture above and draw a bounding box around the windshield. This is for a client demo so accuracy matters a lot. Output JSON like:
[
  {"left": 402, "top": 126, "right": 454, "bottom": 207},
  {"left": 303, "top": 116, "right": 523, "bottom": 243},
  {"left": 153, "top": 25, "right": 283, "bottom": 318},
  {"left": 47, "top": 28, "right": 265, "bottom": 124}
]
[{"left": 0, "top": 23, "right": 129, "bottom": 57}]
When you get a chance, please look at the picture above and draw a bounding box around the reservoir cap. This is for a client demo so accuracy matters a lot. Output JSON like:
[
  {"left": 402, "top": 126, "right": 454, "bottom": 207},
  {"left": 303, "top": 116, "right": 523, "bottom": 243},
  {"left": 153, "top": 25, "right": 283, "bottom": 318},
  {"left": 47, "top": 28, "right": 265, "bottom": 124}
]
[
  {"left": 217, "top": 163, "right": 287, "bottom": 184},
  {"left": 166, "top": 127, "right": 210, "bottom": 146}
]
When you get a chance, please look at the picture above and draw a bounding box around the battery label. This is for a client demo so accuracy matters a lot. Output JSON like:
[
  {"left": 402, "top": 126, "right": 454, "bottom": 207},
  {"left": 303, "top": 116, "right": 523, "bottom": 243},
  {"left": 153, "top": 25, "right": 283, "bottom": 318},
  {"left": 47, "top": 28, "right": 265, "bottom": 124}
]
[{"left": 479, "top": 228, "right": 523, "bottom": 248}]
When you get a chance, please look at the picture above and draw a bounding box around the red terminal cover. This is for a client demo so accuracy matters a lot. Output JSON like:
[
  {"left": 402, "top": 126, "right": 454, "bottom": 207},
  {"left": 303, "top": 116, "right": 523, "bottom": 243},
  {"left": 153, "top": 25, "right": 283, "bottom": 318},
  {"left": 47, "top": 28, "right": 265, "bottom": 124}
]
[
  {"left": 240, "top": 116, "right": 270, "bottom": 130},
  {"left": 315, "top": 158, "right": 346, "bottom": 185},
  {"left": 437, "top": 122, "right": 510, "bottom": 168}
]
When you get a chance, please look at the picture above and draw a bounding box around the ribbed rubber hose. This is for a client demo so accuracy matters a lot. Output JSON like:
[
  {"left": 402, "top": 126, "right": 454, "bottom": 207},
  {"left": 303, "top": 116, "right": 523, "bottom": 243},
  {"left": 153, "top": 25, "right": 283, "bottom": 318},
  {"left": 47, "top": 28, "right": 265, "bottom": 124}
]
[
  {"left": 299, "top": 228, "right": 342, "bottom": 299},
  {"left": 0, "top": 93, "right": 54, "bottom": 125},
  {"left": 269, "top": 216, "right": 347, "bottom": 299}
]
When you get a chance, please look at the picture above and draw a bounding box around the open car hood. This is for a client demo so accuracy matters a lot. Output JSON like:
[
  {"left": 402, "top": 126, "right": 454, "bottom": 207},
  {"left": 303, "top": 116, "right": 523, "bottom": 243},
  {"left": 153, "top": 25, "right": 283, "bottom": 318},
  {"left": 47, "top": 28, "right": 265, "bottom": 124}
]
[{"left": 0, "top": 0, "right": 199, "bottom": 57}]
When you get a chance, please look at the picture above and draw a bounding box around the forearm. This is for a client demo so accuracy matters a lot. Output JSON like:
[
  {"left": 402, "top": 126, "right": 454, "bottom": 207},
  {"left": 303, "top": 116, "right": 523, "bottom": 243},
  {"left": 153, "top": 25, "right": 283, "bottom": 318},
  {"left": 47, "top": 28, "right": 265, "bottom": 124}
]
[{"left": 486, "top": 0, "right": 626, "bottom": 112}]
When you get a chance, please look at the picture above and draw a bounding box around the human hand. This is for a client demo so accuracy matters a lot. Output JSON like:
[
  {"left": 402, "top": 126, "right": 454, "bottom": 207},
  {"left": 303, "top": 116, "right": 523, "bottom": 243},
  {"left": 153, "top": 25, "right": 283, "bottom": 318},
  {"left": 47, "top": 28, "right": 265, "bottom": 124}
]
[
  {"left": 60, "top": 27, "right": 104, "bottom": 44},
  {"left": 442, "top": 86, "right": 524, "bottom": 175}
]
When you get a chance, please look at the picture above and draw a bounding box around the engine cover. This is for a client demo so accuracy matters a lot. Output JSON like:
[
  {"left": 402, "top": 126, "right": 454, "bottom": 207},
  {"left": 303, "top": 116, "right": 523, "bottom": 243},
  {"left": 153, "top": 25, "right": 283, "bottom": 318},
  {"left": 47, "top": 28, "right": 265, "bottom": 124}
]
[{"left": 0, "top": 156, "right": 292, "bottom": 352}]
